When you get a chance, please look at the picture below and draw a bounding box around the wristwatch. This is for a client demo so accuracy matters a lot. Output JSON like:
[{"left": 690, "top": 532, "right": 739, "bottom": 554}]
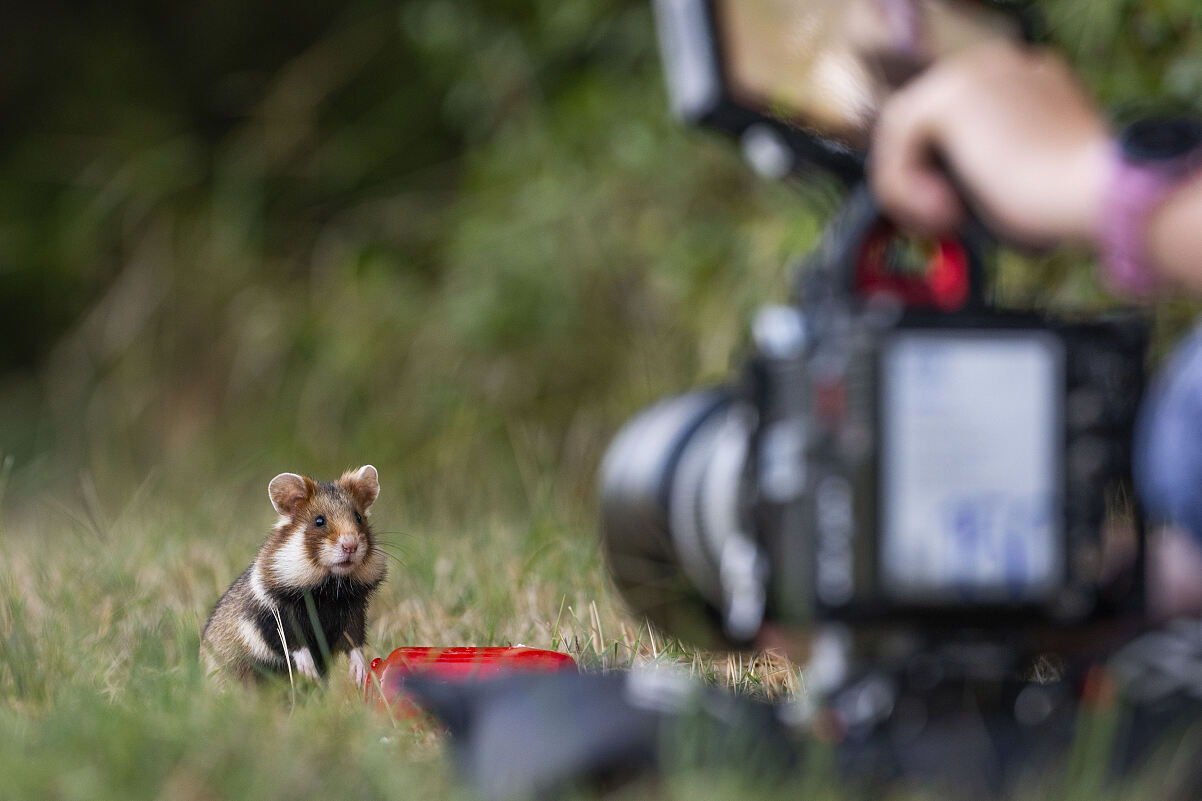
[{"left": 1100, "top": 117, "right": 1202, "bottom": 294}]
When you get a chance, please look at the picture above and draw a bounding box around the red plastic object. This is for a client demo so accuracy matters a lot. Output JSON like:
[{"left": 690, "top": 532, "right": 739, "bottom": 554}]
[{"left": 364, "top": 646, "right": 577, "bottom": 714}]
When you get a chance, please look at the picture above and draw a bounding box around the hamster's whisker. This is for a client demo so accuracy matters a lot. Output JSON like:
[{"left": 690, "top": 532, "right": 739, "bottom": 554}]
[
  {"left": 370, "top": 531, "right": 415, "bottom": 545},
  {"left": 372, "top": 545, "right": 407, "bottom": 567},
  {"left": 371, "top": 540, "right": 413, "bottom": 557}
]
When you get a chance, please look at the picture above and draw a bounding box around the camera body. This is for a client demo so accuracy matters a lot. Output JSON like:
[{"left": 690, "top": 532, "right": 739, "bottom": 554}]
[
  {"left": 600, "top": 0, "right": 1149, "bottom": 654},
  {"left": 600, "top": 189, "right": 1147, "bottom": 649}
]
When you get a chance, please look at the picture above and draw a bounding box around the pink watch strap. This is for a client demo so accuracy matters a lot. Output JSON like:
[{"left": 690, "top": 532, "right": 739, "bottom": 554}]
[{"left": 1099, "top": 142, "right": 1197, "bottom": 295}]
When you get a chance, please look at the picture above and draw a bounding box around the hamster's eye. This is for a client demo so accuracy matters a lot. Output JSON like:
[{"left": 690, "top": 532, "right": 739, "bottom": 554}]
[
  {"left": 314, "top": 515, "right": 326, "bottom": 528},
  {"left": 354, "top": 511, "right": 362, "bottom": 524}
]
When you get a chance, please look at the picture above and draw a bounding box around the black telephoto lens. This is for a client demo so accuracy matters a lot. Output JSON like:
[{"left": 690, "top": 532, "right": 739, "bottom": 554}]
[{"left": 599, "top": 387, "right": 758, "bottom": 648}]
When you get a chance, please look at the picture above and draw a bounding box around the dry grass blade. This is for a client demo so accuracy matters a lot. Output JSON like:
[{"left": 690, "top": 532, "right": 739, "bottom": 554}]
[{"left": 271, "top": 604, "right": 295, "bottom": 701}]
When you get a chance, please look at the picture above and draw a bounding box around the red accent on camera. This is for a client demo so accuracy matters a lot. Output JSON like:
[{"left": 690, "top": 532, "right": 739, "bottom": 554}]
[
  {"left": 855, "top": 224, "right": 970, "bottom": 311},
  {"left": 928, "top": 238, "right": 970, "bottom": 310},
  {"left": 364, "top": 646, "right": 578, "bottom": 713}
]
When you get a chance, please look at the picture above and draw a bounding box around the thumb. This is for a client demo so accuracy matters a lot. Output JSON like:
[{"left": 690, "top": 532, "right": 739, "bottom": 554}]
[{"left": 870, "top": 85, "right": 966, "bottom": 235}]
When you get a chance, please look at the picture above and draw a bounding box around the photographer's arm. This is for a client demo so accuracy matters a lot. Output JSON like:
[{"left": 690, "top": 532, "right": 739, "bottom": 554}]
[{"left": 870, "top": 43, "right": 1202, "bottom": 293}]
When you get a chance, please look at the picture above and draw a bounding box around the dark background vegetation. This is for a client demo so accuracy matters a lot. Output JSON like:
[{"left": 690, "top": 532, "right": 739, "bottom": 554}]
[
  {"left": 0, "top": 0, "right": 814, "bottom": 521},
  {"left": 1, "top": 1, "right": 1202, "bottom": 798},
  {"left": 1, "top": 0, "right": 1201, "bottom": 512}
]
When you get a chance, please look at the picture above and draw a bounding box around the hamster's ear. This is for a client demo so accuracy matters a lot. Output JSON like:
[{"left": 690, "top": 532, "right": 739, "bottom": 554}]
[
  {"left": 269, "top": 473, "right": 315, "bottom": 518},
  {"left": 340, "top": 465, "right": 380, "bottom": 511}
]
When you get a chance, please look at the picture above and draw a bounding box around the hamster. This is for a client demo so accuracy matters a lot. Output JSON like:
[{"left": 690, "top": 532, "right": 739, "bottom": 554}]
[{"left": 201, "top": 465, "right": 387, "bottom": 686}]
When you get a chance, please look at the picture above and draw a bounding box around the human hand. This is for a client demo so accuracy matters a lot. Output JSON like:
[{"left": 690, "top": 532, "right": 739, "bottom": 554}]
[{"left": 870, "top": 43, "right": 1111, "bottom": 248}]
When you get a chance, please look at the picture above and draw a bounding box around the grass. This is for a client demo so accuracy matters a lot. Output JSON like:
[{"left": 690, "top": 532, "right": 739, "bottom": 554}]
[
  {"left": 1, "top": 466, "right": 1195, "bottom": 801},
  {"left": 0, "top": 464, "right": 813, "bottom": 801}
]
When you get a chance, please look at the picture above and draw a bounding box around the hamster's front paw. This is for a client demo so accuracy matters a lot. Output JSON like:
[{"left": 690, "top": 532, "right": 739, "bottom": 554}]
[
  {"left": 291, "top": 647, "right": 320, "bottom": 681},
  {"left": 348, "top": 648, "right": 367, "bottom": 688}
]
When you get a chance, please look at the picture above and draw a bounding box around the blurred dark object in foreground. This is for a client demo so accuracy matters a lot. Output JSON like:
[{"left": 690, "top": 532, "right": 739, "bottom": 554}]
[
  {"left": 406, "top": 627, "right": 1202, "bottom": 801},
  {"left": 404, "top": 668, "right": 800, "bottom": 801}
]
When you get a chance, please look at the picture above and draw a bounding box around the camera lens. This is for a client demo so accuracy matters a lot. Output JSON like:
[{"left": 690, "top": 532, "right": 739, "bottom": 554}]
[{"left": 599, "top": 387, "right": 757, "bottom": 648}]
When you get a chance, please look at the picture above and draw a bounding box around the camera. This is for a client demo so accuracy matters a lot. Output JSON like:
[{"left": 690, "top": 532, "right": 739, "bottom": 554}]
[
  {"left": 600, "top": 187, "right": 1147, "bottom": 649},
  {"left": 599, "top": 0, "right": 1149, "bottom": 654}
]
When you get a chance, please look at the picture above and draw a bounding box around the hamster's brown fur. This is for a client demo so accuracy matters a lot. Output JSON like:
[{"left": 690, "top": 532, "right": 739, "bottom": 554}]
[{"left": 201, "top": 466, "right": 387, "bottom": 686}]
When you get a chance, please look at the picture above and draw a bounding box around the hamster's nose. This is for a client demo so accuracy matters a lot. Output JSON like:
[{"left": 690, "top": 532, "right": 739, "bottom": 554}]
[{"left": 338, "top": 535, "right": 360, "bottom": 556}]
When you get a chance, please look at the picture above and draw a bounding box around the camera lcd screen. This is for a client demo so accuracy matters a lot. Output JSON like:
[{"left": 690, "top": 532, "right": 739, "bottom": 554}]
[
  {"left": 712, "top": 0, "right": 1021, "bottom": 149},
  {"left": 879, "top": 331, "right": 1063, "bottom": 603}
]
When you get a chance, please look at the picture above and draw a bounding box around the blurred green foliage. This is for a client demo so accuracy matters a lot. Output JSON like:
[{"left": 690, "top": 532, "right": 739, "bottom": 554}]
[
  {"left": 0, "top": 0, "right": 826, "bottom": 516},
  {"left": 1, "top": 0, "right": 1200, "bottom": 514}
]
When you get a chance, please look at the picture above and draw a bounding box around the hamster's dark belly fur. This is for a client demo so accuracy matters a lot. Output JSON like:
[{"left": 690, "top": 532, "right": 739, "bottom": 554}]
[{"left": 249, "top": 577, "right": 377, "bottom": 674}]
